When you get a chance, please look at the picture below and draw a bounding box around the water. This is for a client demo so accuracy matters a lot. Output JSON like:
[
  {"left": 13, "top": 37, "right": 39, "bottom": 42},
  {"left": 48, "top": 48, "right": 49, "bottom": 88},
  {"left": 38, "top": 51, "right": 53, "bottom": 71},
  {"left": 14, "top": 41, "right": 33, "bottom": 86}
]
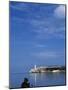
[{"left": 9, "top": 72, "right": 66, "bottom": 89}]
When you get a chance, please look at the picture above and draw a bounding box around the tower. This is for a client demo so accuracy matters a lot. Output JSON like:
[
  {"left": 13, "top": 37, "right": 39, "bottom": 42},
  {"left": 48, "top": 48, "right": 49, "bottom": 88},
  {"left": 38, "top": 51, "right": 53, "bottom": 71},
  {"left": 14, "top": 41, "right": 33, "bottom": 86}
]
[{"left": 34, "top": 65, "right": 36, "bottom": 70}]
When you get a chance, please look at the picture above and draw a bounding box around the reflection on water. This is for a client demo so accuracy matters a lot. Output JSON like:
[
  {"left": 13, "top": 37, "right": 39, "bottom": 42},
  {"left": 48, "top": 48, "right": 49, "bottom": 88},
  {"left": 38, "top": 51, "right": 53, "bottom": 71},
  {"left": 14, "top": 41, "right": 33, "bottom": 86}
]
[
  {"left": 10, "top": 72, "right": 66, "bottom": 89},
  {"left": 29, "top": 72, "right": 65, "bottom": 87},
  {"left": 34, "top": 73, "right": 37, "bottom": 87},
  {"left": 29, "top": 73, "right": 37, "bottom": 87}
]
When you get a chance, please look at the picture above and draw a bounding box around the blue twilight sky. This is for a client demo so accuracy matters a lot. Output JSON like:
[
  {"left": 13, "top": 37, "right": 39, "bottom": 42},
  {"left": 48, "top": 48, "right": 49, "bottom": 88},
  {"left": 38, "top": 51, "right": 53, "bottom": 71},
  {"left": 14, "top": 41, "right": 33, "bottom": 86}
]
[{"left": 9, "top": 1, "right": 66, "bottom": 73}]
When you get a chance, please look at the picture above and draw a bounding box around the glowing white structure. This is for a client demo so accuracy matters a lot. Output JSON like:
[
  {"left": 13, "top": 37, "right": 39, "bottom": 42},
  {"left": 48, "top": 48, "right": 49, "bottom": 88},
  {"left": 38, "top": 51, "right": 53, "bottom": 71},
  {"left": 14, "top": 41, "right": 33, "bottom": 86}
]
[{"left": 34, "top": 65, "right": 36, "bottom": 70}]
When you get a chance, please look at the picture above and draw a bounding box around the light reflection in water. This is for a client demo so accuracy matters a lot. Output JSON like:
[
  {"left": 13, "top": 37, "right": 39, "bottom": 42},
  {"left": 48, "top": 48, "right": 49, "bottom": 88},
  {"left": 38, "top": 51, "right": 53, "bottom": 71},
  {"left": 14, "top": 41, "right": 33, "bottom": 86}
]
[
  {"left": 29, "top": 73, "right": 37, "bottom": 87},
  {"left": 34, "top": 73, "right": 37, "bottom": 87},
  {"left": 29, "top": 72, "right": 65, "bottom": 87},
  {"left": 29, "top": 73, "right": 47, "bottom": 87}
]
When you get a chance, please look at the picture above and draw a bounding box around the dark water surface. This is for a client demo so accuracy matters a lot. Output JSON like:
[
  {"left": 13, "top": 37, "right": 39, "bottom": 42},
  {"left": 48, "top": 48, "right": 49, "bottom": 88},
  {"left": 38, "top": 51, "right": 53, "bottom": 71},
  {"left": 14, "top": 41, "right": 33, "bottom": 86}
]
[{"left": 9, "top": 72, "right": 66, "bottom": 89}]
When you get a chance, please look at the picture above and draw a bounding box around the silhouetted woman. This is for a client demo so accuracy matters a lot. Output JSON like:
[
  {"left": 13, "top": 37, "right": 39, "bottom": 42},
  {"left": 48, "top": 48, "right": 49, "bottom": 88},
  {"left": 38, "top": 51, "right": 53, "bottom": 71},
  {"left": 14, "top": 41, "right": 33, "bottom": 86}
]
[{"left": 21, "top": 78, "right": 30, "bottom": 88}]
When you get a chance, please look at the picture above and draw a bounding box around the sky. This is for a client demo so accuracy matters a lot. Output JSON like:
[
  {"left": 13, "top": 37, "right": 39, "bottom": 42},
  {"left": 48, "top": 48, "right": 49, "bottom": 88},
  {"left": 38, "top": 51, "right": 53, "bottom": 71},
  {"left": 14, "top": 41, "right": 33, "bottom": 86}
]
[{"left": 9, "top": 1, "right": 66, "bottom": 73}]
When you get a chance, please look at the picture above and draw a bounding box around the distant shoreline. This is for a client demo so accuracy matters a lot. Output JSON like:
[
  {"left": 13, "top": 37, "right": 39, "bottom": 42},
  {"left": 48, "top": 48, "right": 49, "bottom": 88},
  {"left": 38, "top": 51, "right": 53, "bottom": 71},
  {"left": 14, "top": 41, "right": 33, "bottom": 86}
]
[{"left": 29, "top": 66, "right": 66, "bottom": 73}]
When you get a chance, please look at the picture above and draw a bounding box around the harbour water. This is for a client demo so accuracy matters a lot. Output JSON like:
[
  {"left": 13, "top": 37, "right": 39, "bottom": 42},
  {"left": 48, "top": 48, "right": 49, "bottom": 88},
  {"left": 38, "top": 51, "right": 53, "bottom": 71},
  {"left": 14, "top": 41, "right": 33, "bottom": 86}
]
[{"left": 9, "top": 72, "right": 66, "bottom": 89}]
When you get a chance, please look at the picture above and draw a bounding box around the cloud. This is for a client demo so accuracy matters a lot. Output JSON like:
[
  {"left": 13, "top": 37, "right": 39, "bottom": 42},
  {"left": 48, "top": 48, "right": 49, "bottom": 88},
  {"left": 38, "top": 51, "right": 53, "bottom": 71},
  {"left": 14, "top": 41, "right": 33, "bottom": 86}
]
[
  {"left": 10, "top": 2, "right": 31, "bottom": 11},
  {"left": 31, "top": 51, "right": 64, "bottom": 59},
  {"left": 10, "top": 2, "right": 65, "bottom": 40},
  {"left": 30, "top": 18, "right": 65, "bottom": 39},
  {"left": 54, "top": 5, "right": 65, "bottom": 19},
  {"left": 34, "top": 44, "right": 46, "bottom": 48}
]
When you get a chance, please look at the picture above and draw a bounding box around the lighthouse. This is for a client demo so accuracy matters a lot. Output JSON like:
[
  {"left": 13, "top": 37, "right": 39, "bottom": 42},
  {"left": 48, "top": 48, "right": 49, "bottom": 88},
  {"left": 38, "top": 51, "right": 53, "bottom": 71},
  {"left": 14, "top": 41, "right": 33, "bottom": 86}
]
[{"left": 34, "top": 65, "right": 36, "bottom": 70}]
